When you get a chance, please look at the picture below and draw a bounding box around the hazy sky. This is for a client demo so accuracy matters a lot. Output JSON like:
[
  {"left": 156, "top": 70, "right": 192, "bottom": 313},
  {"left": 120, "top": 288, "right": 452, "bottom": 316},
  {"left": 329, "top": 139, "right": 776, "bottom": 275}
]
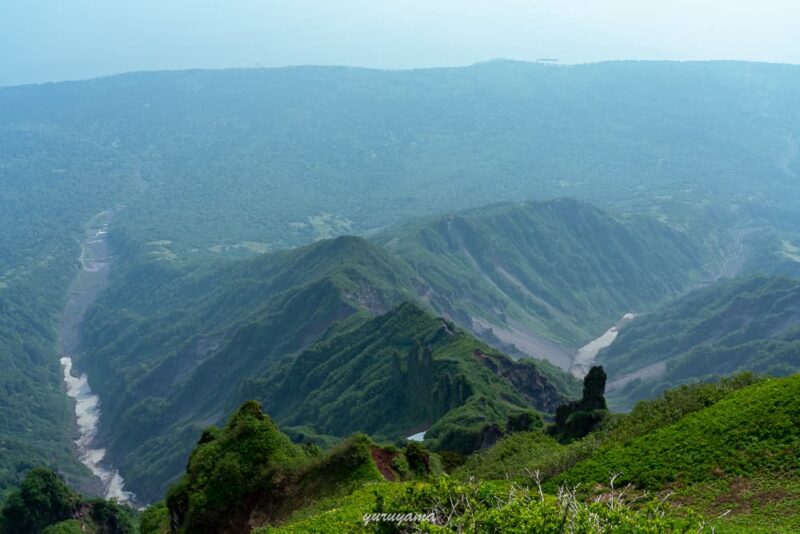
[{"left": 2, "top": 0, "right": 800, "bottom": 86}]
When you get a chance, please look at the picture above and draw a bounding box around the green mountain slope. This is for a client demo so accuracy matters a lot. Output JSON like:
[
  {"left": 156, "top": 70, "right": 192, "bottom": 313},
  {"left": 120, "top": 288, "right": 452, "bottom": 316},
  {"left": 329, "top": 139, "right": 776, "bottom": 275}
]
[
  {"left": 244, "top": 302, "right": 575, "bottom": 446},
  {"left": 380, "top": 198, "right": 709, "bottom": 363},
  {"left": 164, "top": 402, "right": 388, "bottom": 534},
  {"left": 78, "top": 233, "right": 578, "bottom": 502},
  {"left": 76, "top": 236, "right": 417, "bottom": 502},
  {"left": 0, "top": 266, "right": 98, "bottom": 502},
  {"left": 6, "top": 375, "right": 798, "bottom": 533},
  {"left": 436, "top": 374, "right": 800, "bottom": 533},
  {"left": 4, "top": 60, "right": 798, "bottom": 512},
  {"left": 455, "top": 373, "right": 761, "bottom": 484},
  {"left": 75, "top": 196, "right": 704, "bottom": 501},
  {"left": 600, "top": 275, "right": 800, "bottom": 408}
]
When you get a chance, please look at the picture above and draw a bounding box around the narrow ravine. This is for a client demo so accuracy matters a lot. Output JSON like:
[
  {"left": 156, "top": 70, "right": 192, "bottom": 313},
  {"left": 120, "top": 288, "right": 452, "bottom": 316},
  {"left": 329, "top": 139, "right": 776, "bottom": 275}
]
[
  {"left": 58, "top": 209, "right": 137, "bottom": 505},
  {"left": 569, "top": 313, "right": 636, "bottom": 379}
]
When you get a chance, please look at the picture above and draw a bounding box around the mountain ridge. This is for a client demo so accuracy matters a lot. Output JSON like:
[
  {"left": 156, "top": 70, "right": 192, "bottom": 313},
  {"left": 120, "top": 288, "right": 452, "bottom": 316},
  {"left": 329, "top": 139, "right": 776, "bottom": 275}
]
[
  {"left": 379, "top": 197, "right": 711, "bottom": 364},
  {"left": 79, "top": 221, "right": 584, "bottom": 501}
]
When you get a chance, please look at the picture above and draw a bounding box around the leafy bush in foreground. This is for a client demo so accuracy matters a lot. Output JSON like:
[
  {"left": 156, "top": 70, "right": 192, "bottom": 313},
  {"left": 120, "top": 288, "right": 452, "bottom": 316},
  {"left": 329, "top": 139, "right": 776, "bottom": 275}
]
[
  {"left": 371, "top": 478, "right": 704, "bottom": 533},
  {"left": 0, "top": 468, "right": 75, "bottom": 534},
  {"left": 166, "top": 401, "right": 310, "bottom": 532},
  {"left": 0, "top": 468, "right": 136, "bottom": 534}
]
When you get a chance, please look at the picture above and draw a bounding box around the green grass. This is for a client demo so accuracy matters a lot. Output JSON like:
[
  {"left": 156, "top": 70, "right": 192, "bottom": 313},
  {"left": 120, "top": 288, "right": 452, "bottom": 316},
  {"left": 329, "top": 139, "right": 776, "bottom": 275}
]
[
  {"left": 557, "top": 375, "right": 800, "bottom": 490},
  {"left": 256, "top": 482, "right": 406, "bottom": 533},
  {"left": 675, "top": 475, "right": 800, "bottom": 533},
  {"left": 255, "top": 477, "right": 712, "bottom": 533},
  {"left": 456, "top": 373, "right": 762, "bottom": 484},
  {"left": 454, "top": 431, "right": 575, "bottom": 481},
  {"left": 42, "top": 520, "right": 86, "bottom": 534}
]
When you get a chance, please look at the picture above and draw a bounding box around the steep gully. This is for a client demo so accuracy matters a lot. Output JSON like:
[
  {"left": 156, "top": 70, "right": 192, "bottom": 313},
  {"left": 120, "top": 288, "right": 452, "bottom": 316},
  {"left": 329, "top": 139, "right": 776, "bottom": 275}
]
[{"left": 58, "top": 209, "right": 137, "bottom": 505}]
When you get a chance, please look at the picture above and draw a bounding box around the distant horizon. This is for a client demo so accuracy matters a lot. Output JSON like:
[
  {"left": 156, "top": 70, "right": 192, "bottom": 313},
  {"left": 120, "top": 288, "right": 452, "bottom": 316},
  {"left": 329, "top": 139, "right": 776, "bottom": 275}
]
[
  {"left": 4, "top": 0, "right": 800, "bottom": 87},
  {"left": 3, "top": 56, "right": 799, "bottom": 89}
]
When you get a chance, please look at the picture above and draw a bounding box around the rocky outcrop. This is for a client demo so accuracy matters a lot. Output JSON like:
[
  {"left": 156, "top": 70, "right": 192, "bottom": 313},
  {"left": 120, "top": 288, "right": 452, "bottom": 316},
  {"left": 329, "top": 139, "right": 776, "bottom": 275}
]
[{"left": 473, "top": 349, "right": 566, "bottom": 413}]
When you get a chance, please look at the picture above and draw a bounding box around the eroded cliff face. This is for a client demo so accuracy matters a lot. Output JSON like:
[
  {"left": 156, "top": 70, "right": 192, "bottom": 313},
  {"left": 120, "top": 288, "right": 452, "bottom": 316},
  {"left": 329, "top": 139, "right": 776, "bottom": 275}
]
[
  {"left": 403, "top": 328, "right": 474, "bottom": 426},
  {"left": 473, "top": 349, "right": 567, "bottom": 413}
]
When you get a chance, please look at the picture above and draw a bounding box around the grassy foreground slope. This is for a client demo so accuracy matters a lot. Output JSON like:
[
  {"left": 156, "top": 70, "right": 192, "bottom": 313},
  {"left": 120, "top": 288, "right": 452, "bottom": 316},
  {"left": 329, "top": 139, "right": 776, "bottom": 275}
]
[
  {"left": 558, "top": 374, "right": 800, "bottom": 490},
  {"left": 600, "top": 275, "right": 800, "bottom": 407},
  {"left": 555, "top": 375, "right": 800, "bottom": 533},
  {"left": 455, "top": 373, "right": 762, "bottom": 483},
  {"left": 262, "top": 374, "right": 800, "bottom": 533},
  {"left": 6, "top": 375, "right": 797, "bottom": 532},
  {"left": 154, "top": 399, "right": 706, "bottom": 534},
  {"left": 261, "top": 478, "right": 705, "bottom": 533}
]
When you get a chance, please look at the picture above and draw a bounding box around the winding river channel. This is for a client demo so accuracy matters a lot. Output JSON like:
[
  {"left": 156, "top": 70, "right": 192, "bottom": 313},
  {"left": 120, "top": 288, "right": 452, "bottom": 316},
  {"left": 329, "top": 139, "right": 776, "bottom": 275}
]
[
  {"left": 569, "top": 313, "right": 636, "bottom": 379},
  {"left": 58, "top": 209, "right": 136, "bottom": 505}
]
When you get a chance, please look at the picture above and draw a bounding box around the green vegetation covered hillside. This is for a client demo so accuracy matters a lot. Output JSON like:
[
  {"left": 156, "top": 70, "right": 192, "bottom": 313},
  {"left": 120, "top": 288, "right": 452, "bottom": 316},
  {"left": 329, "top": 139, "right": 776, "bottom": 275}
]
[
  {"left": 600, "top": 275, "right": 800, "bottom": 407},
  {"left": 141, "top": 374, "right": 799, "bottom": 532},
  {"left": 164, "top": 401, "right": 391, "bottom": 533},
  {"left": 76, "top": 236, "right": 419, "bottom": 502},
  {"left": 558, "top": 374, "right": 800, "bottom": 490},
  {"left": 380, "top": 198, "right": 709, "bottom": 359},
  {"left": 77, "top": 195, "right": 711, "bottom": 501},
  {"left": 0, "top": 260, "right": 98, "bottom": 500},
  {"left": 244, "top": 302, "right": 576, "bottom": 452},
  {"left": 77, "top": 225, "right": 581, "bottom": 502},
  {"left": 266, "top": 374, "right": 799, "bottom": 533}
]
